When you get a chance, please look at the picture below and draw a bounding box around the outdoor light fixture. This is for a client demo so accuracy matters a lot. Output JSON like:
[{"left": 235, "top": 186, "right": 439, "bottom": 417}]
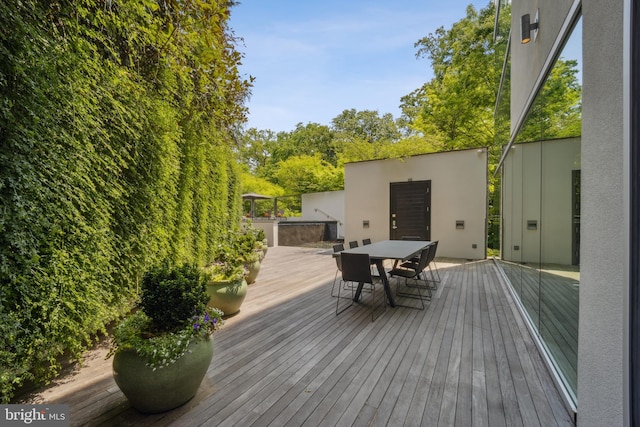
[{"left": 521, "top": 10, "right": 539, "bottom": 44}]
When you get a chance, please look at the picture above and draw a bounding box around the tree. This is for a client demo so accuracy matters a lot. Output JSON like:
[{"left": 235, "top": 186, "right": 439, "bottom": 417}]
[
  {"left": 238, "top": 128, "right": 277, "bottom": 172},
  {"left": 272, "top": 155, "right": 343, "bottom": 196},
  {"left": 517, "top": 59, "right": 582, "bottom": 142},
  {"left": 402, "top": 4, "right": 501, "bottom": 150},
  {"left": 337, "top": 135, "right": 442, "bottom": 165},
  {"left": 274, "top": 122, "right": 337, "bottom": 165},
  {"left": 332, "top": 109, "right": 402, "bottom": 144}
]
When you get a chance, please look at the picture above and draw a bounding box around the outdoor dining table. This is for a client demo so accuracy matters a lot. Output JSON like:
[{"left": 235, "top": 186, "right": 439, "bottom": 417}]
[{"left": 336, "top": 239, "right": 432, "bottom": 307}]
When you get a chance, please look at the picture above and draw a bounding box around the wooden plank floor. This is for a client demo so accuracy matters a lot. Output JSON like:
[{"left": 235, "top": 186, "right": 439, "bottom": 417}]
[
  {"left": 17, "top": 246, "right": 576, "bottom": 427},
  {"left": 498, "top": 260, "right": 579, "bottom": 394}
]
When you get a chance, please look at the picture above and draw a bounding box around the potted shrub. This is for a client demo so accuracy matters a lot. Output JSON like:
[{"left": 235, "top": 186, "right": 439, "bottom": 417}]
[
  {"left": 237, "top": 227, "right": 264, "bottom": 284},
  {"left": 243, "top": 249, "right": 262, "bottom": 285},
  {"left": 204, "top": 236, "right": 248, "bottom": 316},
  {"left": 252, "top": 227, "right": 268, "bottom": 257},
  {"left": 243, "top": 221, "right": 268, "bottom": 257},
  {"left": 109, "top": 263, "right": 224, "bottom": 414},
  {"left": 259, "top": 230, "right": 268, "bottom": 256}
]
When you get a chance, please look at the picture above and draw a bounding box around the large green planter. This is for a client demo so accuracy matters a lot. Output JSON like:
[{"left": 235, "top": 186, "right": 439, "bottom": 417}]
[
  {"left": 206, "top": 278, "right": 248, "bottom": 316},
  {"left": 112, "top": 337, "right": 214, "bottom": 413},
  {"left": 246, "top": 259, "right": 261, "bottom": 284}
]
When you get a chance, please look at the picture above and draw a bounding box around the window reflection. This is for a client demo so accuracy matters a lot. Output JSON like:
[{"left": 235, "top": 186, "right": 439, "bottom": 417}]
[{"left": 496, "top": 17, "right": 581, "bottom": 404}]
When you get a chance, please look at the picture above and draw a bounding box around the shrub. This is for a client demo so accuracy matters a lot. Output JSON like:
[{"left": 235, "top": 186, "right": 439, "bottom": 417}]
[
  {"left": 140, "top": 263, "right": 209, "bottom": 333},
  {"left": 109, "top": 263, "right": 224, "bottom": 370},
  {"left": 0, "top": 0, "right": 249, "bottom": 401}
]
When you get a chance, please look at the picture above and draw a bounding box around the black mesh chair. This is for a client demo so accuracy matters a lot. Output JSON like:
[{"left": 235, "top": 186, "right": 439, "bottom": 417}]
[
  {"left": 426, "top": 241, "right": 441, "bottom": 289},
  {"left": 338, "top": 252, "right": 386, "bottom": 321},
  {"left": 388, "top": 246, "right": 431, "bottom": 307},
  {"left": 398, "top": 241, "right": 440, "bottom": 290},
  {"left": 348, "top": 240, "right": 359, "bottom": 249},
  {"left": 361, "top": 238, "right": 381, "bottom": 274},
  {"left": 392, "top": 235, "right": 421, "bottom": 269},
  {"left": 331, "top": 243, "right": 345, "bottom": 297}
]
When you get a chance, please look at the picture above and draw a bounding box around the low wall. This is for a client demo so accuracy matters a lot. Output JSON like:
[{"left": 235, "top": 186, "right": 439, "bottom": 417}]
[
  {"left": 277, "top": 221, "right": 338, "bottom": 246},
  {"left": 247, "top": 219, "right": 277, "bottom": 247}
]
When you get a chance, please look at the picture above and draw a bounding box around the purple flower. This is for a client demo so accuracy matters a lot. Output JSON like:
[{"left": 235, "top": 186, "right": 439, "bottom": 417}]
[
  {"left": 194, "top": 323, "right": 200, "bottom": 331},
  {"left": 204, "top": 312, "right": 210, "bottom": 323}
]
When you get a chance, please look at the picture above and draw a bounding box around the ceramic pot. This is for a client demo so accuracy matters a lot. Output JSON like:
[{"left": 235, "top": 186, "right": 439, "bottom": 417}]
[
  {"left": 246, "top": 259, "right": 261, "bottom": 284},
  {"left": 113, "top": 337, "right": 214, "bottom": 413},
  {"left": 206, "top": 278, "right": 248, "bottom": 316}
]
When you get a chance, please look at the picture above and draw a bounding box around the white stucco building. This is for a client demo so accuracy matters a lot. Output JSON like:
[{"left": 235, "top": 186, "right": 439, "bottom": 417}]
[{"left": 344, "top": 148, "right": 488, "bottom": 260}]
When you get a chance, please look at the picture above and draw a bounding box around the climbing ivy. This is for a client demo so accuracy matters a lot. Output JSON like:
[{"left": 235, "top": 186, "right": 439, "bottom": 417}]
[{"left": 0, "top": 0, "right": 250, "bottom": 401}]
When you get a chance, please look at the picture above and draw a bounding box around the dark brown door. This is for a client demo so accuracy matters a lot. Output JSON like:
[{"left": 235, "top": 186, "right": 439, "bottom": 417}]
[
  {"left": 572, "top": 170, "right": 580, "bottom": 265},
  {"left": 390, "top": 180, "right": 431, "bottom": 240}
]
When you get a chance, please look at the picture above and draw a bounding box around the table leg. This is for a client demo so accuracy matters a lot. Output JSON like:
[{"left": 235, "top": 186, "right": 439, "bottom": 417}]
[
  {"left": 354, "top": 282, "right": 363, "bottom": 302},
  {"left": 376, "top": 259, "right": 396, "bottom": 308},
  {"left": 352, "top": 260, "right": 396, "bottom": 308}
]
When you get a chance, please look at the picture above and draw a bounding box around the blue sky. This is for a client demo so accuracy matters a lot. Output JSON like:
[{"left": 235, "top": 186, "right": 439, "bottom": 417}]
[{"left": 230, "top": 1, "right": 490, "bottom": 133}]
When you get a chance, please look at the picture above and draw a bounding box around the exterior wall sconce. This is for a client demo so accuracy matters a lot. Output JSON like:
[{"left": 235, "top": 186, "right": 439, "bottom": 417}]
[{"left": 521, "top": 9, "right": 539, "bottom": 44}]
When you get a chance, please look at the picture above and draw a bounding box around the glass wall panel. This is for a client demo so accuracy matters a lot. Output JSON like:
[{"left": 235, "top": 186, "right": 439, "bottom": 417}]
[{"left": 496, "top": 15, "right": 581, "bottom": 404}]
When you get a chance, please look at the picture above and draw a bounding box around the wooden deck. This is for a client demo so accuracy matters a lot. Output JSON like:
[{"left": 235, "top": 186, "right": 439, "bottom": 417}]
[{"left": 17, "top": 246, "right": 576, "bottom": 426}]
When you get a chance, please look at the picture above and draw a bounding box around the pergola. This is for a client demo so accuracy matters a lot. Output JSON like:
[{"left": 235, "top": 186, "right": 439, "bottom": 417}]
[{"left": 241, "top": 193, "right": 273, "bottom": 218}]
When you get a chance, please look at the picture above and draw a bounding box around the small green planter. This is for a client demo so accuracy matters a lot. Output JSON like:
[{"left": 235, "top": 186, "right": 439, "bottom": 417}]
[
  {"left": 206, "top": 278, "right": 248, "bottom": 316},
  {"left": 113, "top": 337, "right": 214, "bottom": 413},
  {"left": 246, "top": 259, "right": 261, "bottom": 284}
]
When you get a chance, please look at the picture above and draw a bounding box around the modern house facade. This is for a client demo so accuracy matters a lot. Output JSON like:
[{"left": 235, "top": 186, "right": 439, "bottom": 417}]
[
  {"left": 497, "top": 0, "right": 635, "bottom": 425},
  {"left": 343, "top": 148, "right": 488, "bottom": 260}
]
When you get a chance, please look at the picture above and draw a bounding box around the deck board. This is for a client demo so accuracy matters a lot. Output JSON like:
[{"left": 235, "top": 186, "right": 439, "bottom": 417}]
[{"left": 16, "top": 246, "right": 575, "bottom": 427}]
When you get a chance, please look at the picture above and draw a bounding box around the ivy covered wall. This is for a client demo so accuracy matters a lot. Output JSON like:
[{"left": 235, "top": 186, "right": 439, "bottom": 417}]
[{"left": 0, "top": 0, "right": 250, "bottom": 401}]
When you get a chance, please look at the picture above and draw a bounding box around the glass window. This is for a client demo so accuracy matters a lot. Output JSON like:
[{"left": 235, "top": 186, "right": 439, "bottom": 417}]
[{"left": 496, "top": 15, "right": 581, "bottom": 405}]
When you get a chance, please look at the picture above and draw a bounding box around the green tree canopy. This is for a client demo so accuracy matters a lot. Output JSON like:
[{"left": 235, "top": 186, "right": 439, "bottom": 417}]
[
  {"left": 517, "top": 59, "right": 582, "bottom": 142},
  {"left": 275, "top": 122, "right": 337, "bottom": 165},
  {"left": 332, "top": 109, "right": 402, "bottom": 144},
  {"left": 401, "top": 4, "right": 501, "bottom": 150},
  {"left": 337, "top": 135, "right": 442, "bottom": 165},
  {"left": 240, "top": 171, "right": 285, "bottom": 197},
  {"left": 238, "top": 128, "right": 277, "bottom": 173},
  {"left": 272, "top": 155, "right": 343, "bottom": 195}
]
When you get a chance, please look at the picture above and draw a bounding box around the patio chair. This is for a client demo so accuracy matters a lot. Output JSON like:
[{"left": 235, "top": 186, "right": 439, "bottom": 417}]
[
  {"left": 426, "top": 241, "right": 441, "bottom": 289},
  {"left": 331, "top": 243, "right": 345, "bottom": 297},
  {"left": 388, "top": 246, "right": 431, "bottom": 306},
  {"left": 361, "top": 238, "right": 380, "bottom": 274},
  {"left": 339, "top": 241, "right": 374, "bottom": 293},
  {"left": 398, "top": 241, "right": 440, "bottom": 290},
  {"left": 338, "top": 252, "right": 386, "bottom": 321},
  {"left": 392, "top": 235, "right": 422, "bottom": 269}
]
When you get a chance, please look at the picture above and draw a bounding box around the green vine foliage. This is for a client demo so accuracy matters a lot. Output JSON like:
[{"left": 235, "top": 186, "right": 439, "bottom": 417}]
[{"left": 0, "top": 0, "right": 251, "bottom": 402}]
